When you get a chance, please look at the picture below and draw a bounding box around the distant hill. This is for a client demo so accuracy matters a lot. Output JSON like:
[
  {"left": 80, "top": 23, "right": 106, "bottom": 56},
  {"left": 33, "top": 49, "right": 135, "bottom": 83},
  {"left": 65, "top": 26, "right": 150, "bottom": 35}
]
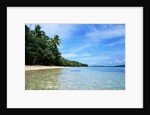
[
  {"left": 90, "top": 65, "right": 125, "bottom": 67},
  {"left": 113, "top": 65, "right": 125, "bottom": 67}
]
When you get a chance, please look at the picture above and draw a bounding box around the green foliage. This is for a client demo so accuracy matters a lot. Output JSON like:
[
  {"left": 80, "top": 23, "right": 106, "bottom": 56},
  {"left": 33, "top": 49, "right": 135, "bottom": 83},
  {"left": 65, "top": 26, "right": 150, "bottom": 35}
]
[
  {"left": 25, "top": 24, "right": 88, "bottom": 67},
  {"left": 60, "top": 58, "right": 88, "bottom": 67}
]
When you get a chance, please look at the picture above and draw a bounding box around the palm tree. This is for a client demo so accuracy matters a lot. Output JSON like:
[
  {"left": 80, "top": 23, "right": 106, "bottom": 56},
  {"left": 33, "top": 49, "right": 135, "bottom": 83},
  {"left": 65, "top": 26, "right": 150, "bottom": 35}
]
[
  {"left": 49, "top": 35, "right": 61, "bottom": 65},
  {"left": 32, "top": 24, "right": 43, "bottom": 64},
  {"left": 49, "top": 35, "right": 61, "bottom": 51},
  {"left": 34, "top": 24, "right": 42, "bottom": 37}
]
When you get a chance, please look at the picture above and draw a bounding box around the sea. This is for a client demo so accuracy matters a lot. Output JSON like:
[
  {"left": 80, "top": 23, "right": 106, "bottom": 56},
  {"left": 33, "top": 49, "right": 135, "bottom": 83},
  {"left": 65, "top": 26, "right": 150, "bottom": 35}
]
[{"left": 25, "top": 67, "right": 125, "bottom": 90}]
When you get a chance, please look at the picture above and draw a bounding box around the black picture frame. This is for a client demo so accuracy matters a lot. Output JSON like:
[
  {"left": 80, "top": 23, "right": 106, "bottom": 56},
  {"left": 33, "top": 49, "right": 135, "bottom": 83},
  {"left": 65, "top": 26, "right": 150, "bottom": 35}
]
[{"left": 1, "top": 0, "right": 149, "bottom": 113}]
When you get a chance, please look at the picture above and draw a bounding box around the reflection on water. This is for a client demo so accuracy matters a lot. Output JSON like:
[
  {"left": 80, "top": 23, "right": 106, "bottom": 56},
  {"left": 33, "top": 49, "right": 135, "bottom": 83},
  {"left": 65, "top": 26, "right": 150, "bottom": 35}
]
[
  {"left": 25, "top": 67, "right": 125, "bottom": 90},
  {"left": 25, "top": 69, "right": 63, "bottom": 90}
]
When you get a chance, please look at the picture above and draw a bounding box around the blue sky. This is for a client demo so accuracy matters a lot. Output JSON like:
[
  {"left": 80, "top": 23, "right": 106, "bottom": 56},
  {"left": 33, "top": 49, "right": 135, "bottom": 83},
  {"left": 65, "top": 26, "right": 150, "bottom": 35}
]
[{"left": 26, "top": 24, "right": 125, "bottom": 66}]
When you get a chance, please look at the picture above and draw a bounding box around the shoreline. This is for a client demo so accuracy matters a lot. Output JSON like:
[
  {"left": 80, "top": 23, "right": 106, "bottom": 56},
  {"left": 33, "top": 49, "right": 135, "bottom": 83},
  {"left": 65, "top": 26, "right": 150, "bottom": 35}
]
[{"left": 25, "top": 65, "right": 70, "bottom": 71}]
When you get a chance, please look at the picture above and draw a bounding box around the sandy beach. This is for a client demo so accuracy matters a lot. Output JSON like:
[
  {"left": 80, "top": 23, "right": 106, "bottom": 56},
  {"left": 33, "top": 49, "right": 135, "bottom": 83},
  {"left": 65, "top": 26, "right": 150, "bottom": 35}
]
[{"left": 25, "top": 65, "right": 69, "bottom": 71}]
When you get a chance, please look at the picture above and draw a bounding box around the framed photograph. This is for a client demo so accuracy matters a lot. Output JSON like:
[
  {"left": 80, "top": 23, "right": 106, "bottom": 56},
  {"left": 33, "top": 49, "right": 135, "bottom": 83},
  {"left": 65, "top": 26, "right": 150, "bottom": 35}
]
[{"left": 1, "top": 0, "right": 148, "bottom": 111}]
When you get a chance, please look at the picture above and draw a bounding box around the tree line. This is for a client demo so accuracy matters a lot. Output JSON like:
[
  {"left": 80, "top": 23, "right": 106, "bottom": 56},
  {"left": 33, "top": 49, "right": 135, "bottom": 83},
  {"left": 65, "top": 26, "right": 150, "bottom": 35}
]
[{"left": 25, "top": 24, "right": 88, "bottom": 67}]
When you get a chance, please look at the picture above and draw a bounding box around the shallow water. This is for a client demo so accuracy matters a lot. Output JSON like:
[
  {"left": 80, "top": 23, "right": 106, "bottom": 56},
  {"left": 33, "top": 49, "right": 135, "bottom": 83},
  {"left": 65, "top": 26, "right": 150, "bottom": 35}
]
[{"left": 25, "top": 67, "right": 125, "bottom": 90}]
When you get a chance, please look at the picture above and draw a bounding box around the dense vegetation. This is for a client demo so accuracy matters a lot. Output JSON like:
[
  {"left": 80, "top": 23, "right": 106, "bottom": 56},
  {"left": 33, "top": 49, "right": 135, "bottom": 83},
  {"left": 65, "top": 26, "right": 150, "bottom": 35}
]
[{"left": 25, "top": 25, "right": 88, "bottom": 67}]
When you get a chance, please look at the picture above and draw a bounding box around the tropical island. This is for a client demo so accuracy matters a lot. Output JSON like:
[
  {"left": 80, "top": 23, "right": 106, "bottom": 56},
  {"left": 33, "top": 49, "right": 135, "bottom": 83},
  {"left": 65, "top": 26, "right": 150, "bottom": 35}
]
[
  {"left": 25, "top": 24, "right": 125, "bottom": 90},
  {"left": 25, "top": 24, "right": 88, "bottom": 70}
]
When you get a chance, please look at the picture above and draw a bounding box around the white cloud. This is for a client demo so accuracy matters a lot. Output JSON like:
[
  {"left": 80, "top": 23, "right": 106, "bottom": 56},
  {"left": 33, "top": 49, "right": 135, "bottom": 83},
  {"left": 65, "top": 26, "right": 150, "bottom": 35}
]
[
  {"left": 82, "top": 53, "right": 91, "bottom": 57},
  {"left": 107, "top": 61, "right": 113, "bottom": 64},
  {"left": 69, "top": 24, "right": 125, "bottom": 54},
  {"left": 86, "top": 25, "right": 125, "bottom": 42},
  {"left": 79, "top": 55, "right": 110, "bottom": 63},
  {"left": 105, "top": 38, "right": 125, "bottom": 46},
  {"left": 78, "top": 55, "right": 110, "bottom": 66},
  {"left": 62, "top": 53, "right": 78, "bottom": 58},
  {"left": 115, "top": 59, "right": 125, "bottom": 64},
  {"left": 70, "top": 43, "right": 91, "bottom": 53},
  {"left": 28, "top": 24, "right": 76, "bottom": 40}
]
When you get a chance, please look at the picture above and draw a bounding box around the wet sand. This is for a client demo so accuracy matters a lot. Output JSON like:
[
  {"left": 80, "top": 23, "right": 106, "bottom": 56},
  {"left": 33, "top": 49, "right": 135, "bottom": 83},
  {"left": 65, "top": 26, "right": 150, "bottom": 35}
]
[{"left": 25, "top": 65, "right": 69, "bottom": 71}]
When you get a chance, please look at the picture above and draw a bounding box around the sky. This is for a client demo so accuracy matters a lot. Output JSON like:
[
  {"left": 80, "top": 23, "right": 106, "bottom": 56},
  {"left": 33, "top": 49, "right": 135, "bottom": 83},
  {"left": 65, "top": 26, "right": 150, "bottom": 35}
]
[{"left": 26, "top": 24, "right": 125, "bottom": 66}]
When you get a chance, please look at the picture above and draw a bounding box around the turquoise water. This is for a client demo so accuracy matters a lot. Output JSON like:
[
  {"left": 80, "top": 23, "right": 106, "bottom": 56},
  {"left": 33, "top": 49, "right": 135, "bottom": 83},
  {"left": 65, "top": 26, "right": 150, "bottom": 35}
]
[{"left": 25, "top": 67, "right": 125, "bottom": 90}]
